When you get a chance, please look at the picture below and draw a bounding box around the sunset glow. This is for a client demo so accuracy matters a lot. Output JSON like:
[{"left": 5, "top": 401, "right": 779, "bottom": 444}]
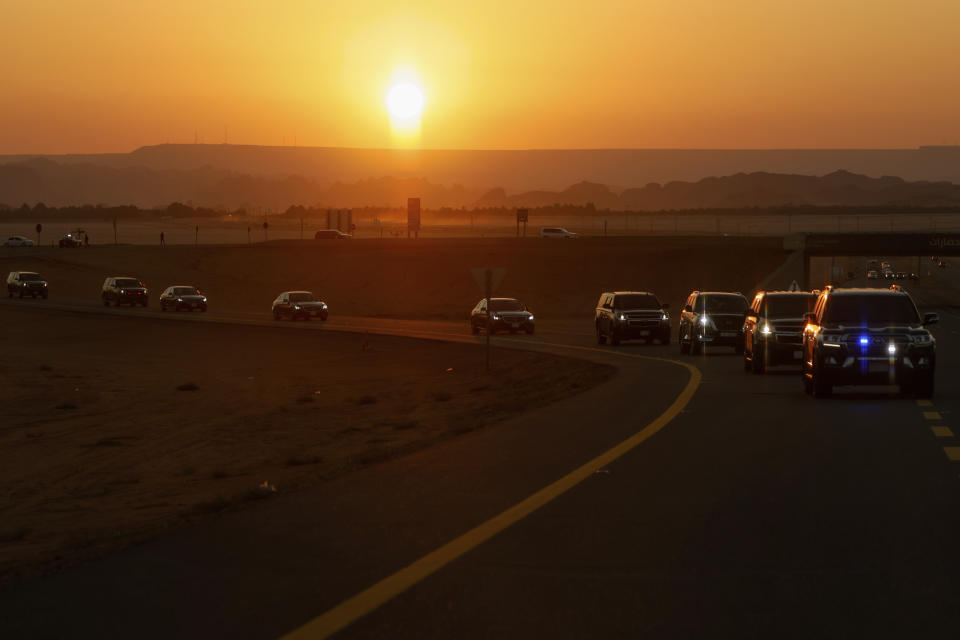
[{"left": 1, "top": 1, "right": 959, "bottom": 153}]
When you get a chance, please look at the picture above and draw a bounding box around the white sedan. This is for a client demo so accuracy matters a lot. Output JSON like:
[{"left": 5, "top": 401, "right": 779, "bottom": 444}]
[
  {"left": 2, "top": 236, "right": 34, "bottom": 247},
  {"left": 539, "top": 227, "right": 578, "bottom": 239}
]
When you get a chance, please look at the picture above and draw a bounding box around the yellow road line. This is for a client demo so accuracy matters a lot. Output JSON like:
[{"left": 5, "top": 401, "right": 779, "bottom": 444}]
[
  {"left": 923, "top": 411, "right": 943, "bottom": 421},
  {"left": 931, "top": 426, "right": 954, "bottom": 438},
  {"left": 916, "top": 399, "right": 934, "bottom": 407},
  {"left": 281, "top": 346, "right": 701, "bottom": 640},
  {"left": 945, "top": 447, "right": 960, "bottom": 462}
]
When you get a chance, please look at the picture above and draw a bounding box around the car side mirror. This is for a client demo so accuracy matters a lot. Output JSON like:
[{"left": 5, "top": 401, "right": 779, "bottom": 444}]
[
  {"left": 683, "top": 305, "right": 692, "bottom": 313},
  {"left": 923, "top": 312, "right": 939, "bottom": 326},
  {"left": 804, "top": 312, "right": 817, "bottom": 325}
]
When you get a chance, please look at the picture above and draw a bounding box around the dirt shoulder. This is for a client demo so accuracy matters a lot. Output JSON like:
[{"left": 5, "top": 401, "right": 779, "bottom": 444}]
[{"left": 0, "top": 307, "right": 613, "bottom": 582}]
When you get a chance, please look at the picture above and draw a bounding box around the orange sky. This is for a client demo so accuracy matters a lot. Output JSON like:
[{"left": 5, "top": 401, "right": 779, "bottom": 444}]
[{"left": 2, "top": 0, "right": 959, "bottom": 153}]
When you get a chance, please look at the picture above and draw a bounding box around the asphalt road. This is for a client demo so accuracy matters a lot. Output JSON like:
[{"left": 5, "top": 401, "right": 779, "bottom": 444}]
[{"left": 3, "top": 275, "right": 960, "bottom": 639}]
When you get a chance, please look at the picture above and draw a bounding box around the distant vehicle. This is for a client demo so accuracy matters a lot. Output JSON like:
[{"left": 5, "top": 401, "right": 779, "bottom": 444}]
[
  {"left": 866, "top": 270, "right": 879, "bottom": 280},
  {"left": 2, "top": 236, "right": 34, "bottom": 247},
  {"left": 895, "top": 271, "right": 907, "bottom": 279},
  {"left": 6, "top": 271, "right": 48, "bottom": 299},
  {"left": 883, "top": 270, "right": 894, "bottom": 279},
  {"left": 880, "top": 262, "right": 892, "bottom": 272},
  {"left": 679, "top": 291, "right": 748, "bottom": 355},
  {"left": 938, "top": 260, "right": 950, "bottom": 268},
  {"left": 802, "top": 285, "right": 937, "bottom": 398},
  {"left": 272, "top": 291, "right": 328, "bottom": 321},
  {"left": 159, "top": 285, "right": 207, "bottom": 312},
  {"left": 59, "top": 233, "right": 83, "bottom": 248},
  {"left": 595, "top": 291, "right": 669, "bottom": 345},
  {"left": 102, "top": 277, "right": 149, "bottom": 307},
  {"left": 314, "top": 229, "right": 352, "bottom": 240},
  {"left": 539, "top": 227, "right": 578, "bottom": 239},
  {"left": 909, "top": 272, "right": 919, "bottom": 280},
  {"left": 742, "top": 290, "right": 817, "bottom": 373},
  {"left": 471, "top": 297, "right": 535, "bottom": 335}
]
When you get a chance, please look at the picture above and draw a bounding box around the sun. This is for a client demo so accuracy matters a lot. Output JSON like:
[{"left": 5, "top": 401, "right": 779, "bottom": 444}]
[{"left": 386, "top": 82, "right": 424, "bottom": 122}]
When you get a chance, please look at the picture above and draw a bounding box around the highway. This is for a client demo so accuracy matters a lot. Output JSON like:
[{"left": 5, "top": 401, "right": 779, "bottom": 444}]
[{"left": 2, "top": 276, "right": 960, "bottom": 639}]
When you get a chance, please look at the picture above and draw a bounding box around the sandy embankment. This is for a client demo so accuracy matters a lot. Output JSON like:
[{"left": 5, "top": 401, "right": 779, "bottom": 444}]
[{"left": 0, "top": 308, "right": 613, "bottom": 581}]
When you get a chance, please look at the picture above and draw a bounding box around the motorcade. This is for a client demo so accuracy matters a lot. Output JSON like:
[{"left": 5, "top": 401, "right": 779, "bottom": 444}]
[
  {"left": 314, "top": 229, "right": 352, "bottom": 240},
  {"left": 272, "top": 291, "right": 328, "bottom": 321},
  {"left": 539, "top": 227, "right": 578, "bottom": 239},
  {"left": 6, "top": 271, "right": 48, "bottom": 298},
  {"left": 471, "top": 298, "right": 535, "bottom": 334},
  {"left": 742, "top": 290, "right": 818, "bottom": 373},
  {"left": 866, "top": 270, "right": 879, "bottom": 280},
  {"left": 159, "top": 285, "right": 208, "bottom": 312},
  {"left": 801, "top": 285, "right": 937, "bottom": 398},
  {"left": 101, "top": 277, "right": 149, "bottom": 307},
  {"left": 2, "top": 236, "right": 34, "bottom": 247},
  {"left": 679, "top": 291, "right": 749, "bottom": 354},
  {"left": 595, "top": 291, "right": 669, "bottom": 345}
]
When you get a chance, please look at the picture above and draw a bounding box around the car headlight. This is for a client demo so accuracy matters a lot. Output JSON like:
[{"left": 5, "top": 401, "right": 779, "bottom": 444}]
[
  {"left": 661, "top": 313, "right": 669, "bottom": 321},
  {"left": 176, "top": 297, "right": 183, "bottom": 302},
  {"left": 699, "top": 315, "right": 709, "bottom": 325},
  {"left": 618, "top": 313, "right": 626, "bottom": 321},
  {"left": 42, "top": 283, "right": 47, "bottom": 287},
  {"left": 760, "top": 323, "right": 772, "bottom": 335},
  {"left": 201, "top": 297, "right": 207, "bottom": 302},
  {"left": 528, "top": 314, "right": 534, "bottom": 321},
  {"left": 491, "top": 313, "right": 500, "bottom": 320},
  {"left": 912, "top": 333, "right": 933, "bottom": 345},
  {"left": 294, "top": 305, "right": 301, "bottom": 310},
  {"left": 822, "top": 334, "right": 843, "bottom": 344},
  {"left": 320, "top": 303, "right": 327, "bottom": 309}
]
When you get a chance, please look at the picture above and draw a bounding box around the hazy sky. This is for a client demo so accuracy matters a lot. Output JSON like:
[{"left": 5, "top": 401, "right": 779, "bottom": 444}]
[{"left": 2, "top": 0, "right": 959, "bottom": 153}]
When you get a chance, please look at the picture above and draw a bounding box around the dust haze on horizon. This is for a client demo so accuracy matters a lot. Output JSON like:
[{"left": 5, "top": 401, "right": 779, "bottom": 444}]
[{"left": 2, "top": 0, "right": 959, "bottom": 155}]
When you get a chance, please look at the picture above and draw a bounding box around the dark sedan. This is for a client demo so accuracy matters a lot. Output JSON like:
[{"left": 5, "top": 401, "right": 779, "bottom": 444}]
[
  {"left": 160, "top": 285, "right": 208, "bottom": 312},
  {"left": 471, "top": 298, "right": 535, "bottom": 334},
  {"left": 272, "top": 291, "right": 329, "bottom": 321}
]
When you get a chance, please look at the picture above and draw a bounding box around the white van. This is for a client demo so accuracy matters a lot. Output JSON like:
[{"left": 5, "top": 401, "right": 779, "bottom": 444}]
[{"left": 539, "top": 227, "right": 578, "bottom": 239}]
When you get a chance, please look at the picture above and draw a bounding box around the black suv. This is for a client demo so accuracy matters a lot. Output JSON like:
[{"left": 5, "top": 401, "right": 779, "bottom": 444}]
[
  {"left": 595, "top": 291, "right": 669, "bottom": 345},
  {"left": 102, "top": 277, "right": 149, "bottom": 307},
  {"left": 802, "top": 285, "right": 937, "bottom": 398},
  {"left": 471, "top": 298, "right": 535, "bottom": 335},
  {"left": 7, "top": 271, "right": 48, "bottom": 298},
  {"left": 743, "top": 290, "right": 818, "bottom": 373},
  {"left": 679, "top": 291, "right": 748, "bottom": 354}
]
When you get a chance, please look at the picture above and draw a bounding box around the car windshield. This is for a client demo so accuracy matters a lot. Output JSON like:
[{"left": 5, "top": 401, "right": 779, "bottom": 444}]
[
  {"left": 822, "top": 294, "right": 920, "bottom": 326},
  {"left": 116, "top": 279, "right": 143, "bottom": 288},
  {"left": 20, "top": 273, "right": 43, "bottom": 281},
  {"left": 489, "top": 299, "right": 524, "bottom": 312},
  {"left": 614, "top": 294, "right": 661, "bottom": 310},
  {"left": 700, "top": 295, "right": 747, "bottom": 313},
  {"left": 173, "top": 287, "right": 199, "bottom": 295},
  {"left": 764, "top": 295, "right": 817, "bottom": 318},
  {"left": 289, "top": 292, "right": 315, "bottom": 302}
]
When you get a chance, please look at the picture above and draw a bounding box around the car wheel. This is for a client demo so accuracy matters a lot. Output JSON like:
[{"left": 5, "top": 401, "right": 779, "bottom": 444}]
[
  {"left": 18, "top": 290, "right": 23, "bottom": 299},
  {"left": 201, "top": 306, "right": 207, "bottom": 313},
  {"left": 811, "top": 359, "right": 832, "bottom": 398},
  {"left": 596, "top": 325, "right": 607, "bottom": 345},
  {"left": 7, "top": 291, "right": 11, "bottom": 299},
  {"left": 610, "top": 330, "right": 620, "bottom": 346},
  {"left": 472, "top": 324, "right": 480, "bottom": 335},
  {"left": 691, "top": 337, "right": 702, "bottom": 355},
  {"left": 734, "top": 337, "right": 744, "bottom": 355},
  {"left": 525, "top": 326, "right": 535, "bottom": 335},
  {"left": 914, "top": 373, "right": 935, "bottom": 399},
  {"left": 160, "top": 303, "right": 166, "bottom": 311},
  {"left": 679, "top": 328, "right": 689, "bottom": 354},
  {"left": 751, "top": 346, "right": 764, "bottom": 374},
  {"left": 103, "top": 298, "right": 109, "bottom": 307},
  {"left": 273, "top": 310, "right": 280, "bottom": 321},
  {"left": 659, "top": 330, "right": 670, "bottom": 345}
]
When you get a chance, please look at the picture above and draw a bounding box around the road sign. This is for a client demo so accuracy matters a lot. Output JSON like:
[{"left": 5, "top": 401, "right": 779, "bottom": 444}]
[
  {"left": 407, "top": 198, "right": 421, "bottom": 236},
  {"left": 516, "top": 209, "right": 528, "bottom": 223},
  {"left": 35, "top": 223, "right": 42, "bottom": 234},
  {"left": 470, "top": 267, "right": 507, "bottom": 293}
]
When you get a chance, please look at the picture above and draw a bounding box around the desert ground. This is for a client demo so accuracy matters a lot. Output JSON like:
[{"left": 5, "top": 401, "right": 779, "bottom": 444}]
[{"left": 0, "top": 306, "right": 612, "bottom": 581}]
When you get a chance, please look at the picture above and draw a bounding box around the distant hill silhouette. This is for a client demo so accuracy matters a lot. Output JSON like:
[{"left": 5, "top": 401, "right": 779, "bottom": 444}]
[
  {"left": 3, "top": 143, "right": 960, "bottom": 192},
  {"left": 2, "top": 155, "right": 960, "bottom": 211}
]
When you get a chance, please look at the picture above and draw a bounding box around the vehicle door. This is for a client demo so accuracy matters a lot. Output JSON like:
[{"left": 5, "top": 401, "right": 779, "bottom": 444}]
[
  {"left": 803, "top": 295, "right": 824, "bottom": 368},
  {"left": 478, "top": 300, "right": 489, "bottom": 328},
  {"left": 601, "top": 295, "right": 615, "bottom": 333}
]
